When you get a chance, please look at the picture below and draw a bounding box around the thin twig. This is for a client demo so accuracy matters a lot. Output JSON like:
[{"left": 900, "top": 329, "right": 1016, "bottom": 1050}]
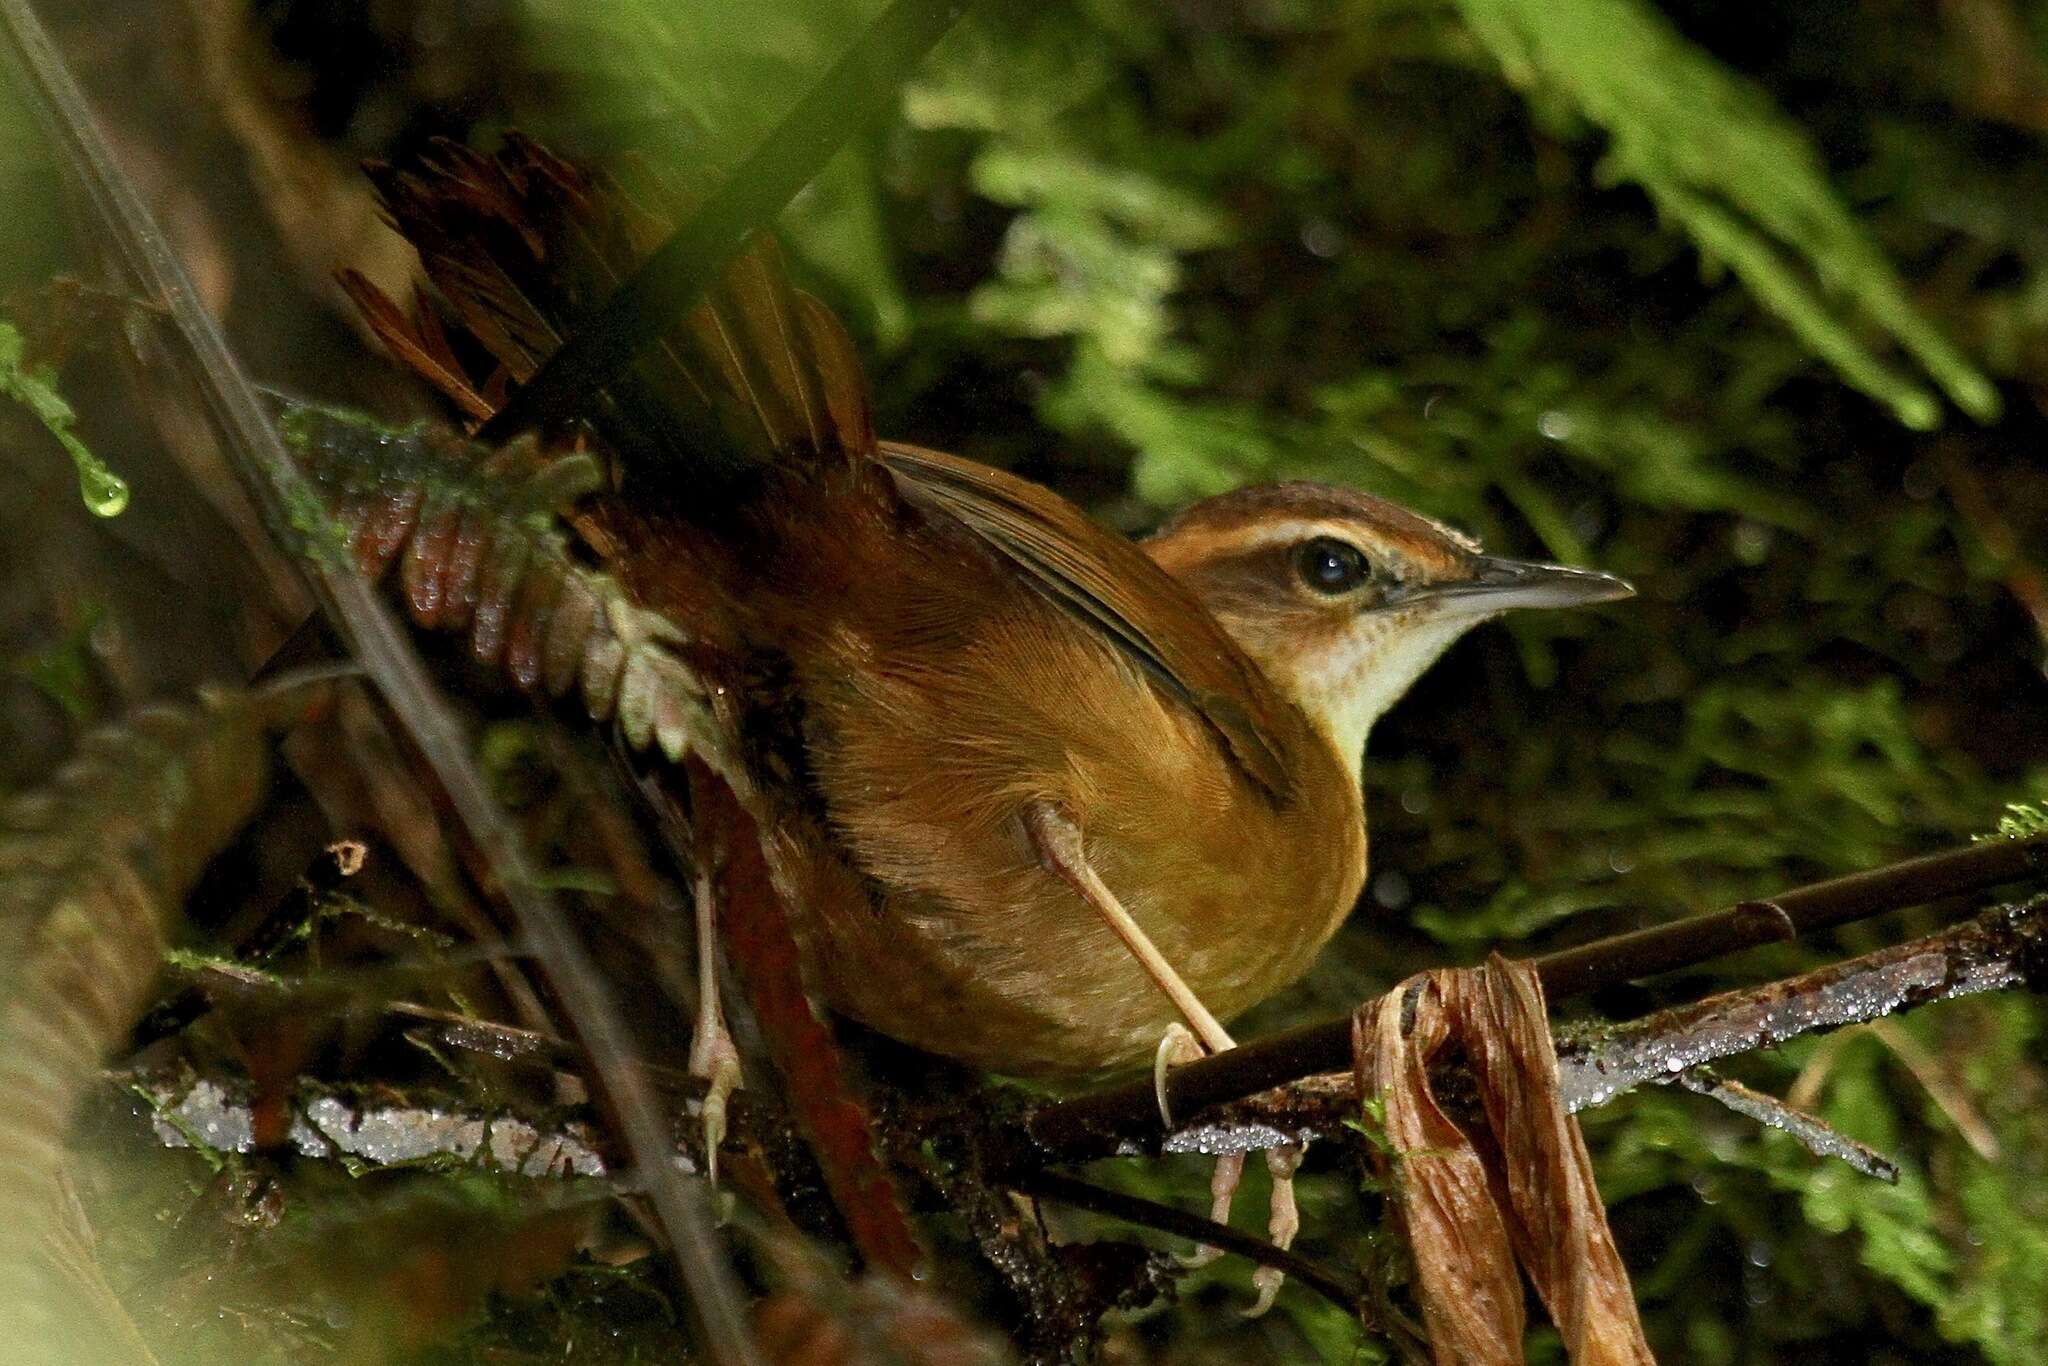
[
  {"left": 0, "top": 10, "right": 757, "bottom": 1362},
  {"left": 1678, "top": 1070, "right": 1898, "bottom": 1181},
  {"left": 1024, "top": 836, "right": 2048, "bottom": 1165},
  {"left": 1014, "top": 1170, "right": 1361, "bottom": 1314}
]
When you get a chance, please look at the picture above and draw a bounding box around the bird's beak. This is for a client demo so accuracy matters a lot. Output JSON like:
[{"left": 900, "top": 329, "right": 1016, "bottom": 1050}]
[{"left": 1396, "top": 554, "right": 1635, "bottom": 614}]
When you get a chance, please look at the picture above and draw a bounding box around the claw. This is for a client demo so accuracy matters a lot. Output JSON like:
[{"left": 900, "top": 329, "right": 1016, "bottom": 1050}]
[
  {"left": 1153, "top": 1021, "right": 1204, "bottom": 1129},
  {"left": 691, "top": 1025, "right": 742, "bottom": 1188},
  {"left": 1243, "top": 1143, "right": 1304, "bottom": 1318}
]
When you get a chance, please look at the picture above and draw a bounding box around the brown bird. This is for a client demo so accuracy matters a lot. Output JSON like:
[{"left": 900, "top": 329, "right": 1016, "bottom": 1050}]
[
  {"left": 765, "top": 450, "right": 1631, "bottom": 1076},
  {"left": 345, "top": 137, "right": 1629, "bottom": 1282}
]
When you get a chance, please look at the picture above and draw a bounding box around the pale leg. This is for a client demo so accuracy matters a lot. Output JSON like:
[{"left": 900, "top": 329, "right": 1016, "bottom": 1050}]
[
  {"left": 1026, "top": 803, "right": 1302, "bottom": 1312},
  {"left": 1244, "top": 1144, "right": 1304, "bottom": 1317},
  {"left": 688, "top": 867, "right": 742, "bottom": 1189},
  {"left": 1025, "top": 805, "right": 1233, "bottom": 1055}
]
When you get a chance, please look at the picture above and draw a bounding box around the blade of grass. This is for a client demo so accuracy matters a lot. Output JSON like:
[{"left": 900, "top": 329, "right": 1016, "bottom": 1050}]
[{"left": 478, "top": 0, "right": 969, "bottom": 443}]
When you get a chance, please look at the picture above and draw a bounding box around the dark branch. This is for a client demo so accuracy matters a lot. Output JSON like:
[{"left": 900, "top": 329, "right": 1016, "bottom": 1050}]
[
  {"left": 1138, "top": 900, "right": 2046, "bottom": 1161},
  {"left": 1014, "top": 1170, "right": 1362, "bottom": 1314},
  {"left": 125, "top": 900, "right": 2043, "bottom": 1321},
  {"left": 1535, "top": 832, "right": 2048, "bottom": 996},
  {"left": 1023, "top": 839, "right": 2048, "bottom": 1166}
]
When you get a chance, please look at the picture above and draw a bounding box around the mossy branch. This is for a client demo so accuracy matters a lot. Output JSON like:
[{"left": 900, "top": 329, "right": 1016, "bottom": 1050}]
[{"left": 1023, "top": 830, "right": 2048, "bottom": 1165}]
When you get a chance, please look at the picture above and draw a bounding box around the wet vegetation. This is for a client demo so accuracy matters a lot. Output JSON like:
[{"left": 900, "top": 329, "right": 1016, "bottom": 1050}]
[{"left": 1, "top": 0, "right": 2047, "bottom": 1360}]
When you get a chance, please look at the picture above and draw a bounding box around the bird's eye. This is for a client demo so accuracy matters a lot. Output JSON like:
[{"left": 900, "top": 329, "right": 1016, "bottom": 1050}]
[{"left": 1295, "top": 537, "right": 1370, "bottom": 595}]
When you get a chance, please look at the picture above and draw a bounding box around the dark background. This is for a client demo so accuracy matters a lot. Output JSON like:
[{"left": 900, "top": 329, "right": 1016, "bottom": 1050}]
[{"left": 1, "top": 0, "right": 2045, "bottom": 1360}]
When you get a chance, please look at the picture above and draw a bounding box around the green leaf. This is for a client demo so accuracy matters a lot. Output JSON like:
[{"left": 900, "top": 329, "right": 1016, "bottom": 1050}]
[
  {"left": 1454, "top": 0, "right": 2000, "bottom": 429},
  {"left": 0, "top": 317, "right": 127, "bottom": 515}
]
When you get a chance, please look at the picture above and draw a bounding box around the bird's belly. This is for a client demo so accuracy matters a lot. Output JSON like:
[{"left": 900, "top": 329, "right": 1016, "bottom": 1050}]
[
  {"left": 794, "top": 812, "right": 1364, "bottom": 1077},
  {"left": 785, "top": 575, "right": 1367, "bottom": 1076}
]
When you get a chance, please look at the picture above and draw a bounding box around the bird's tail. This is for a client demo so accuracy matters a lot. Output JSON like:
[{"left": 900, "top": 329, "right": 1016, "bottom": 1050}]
[{"left": 342, "top": 134, "right": 874, "bottom": 497}]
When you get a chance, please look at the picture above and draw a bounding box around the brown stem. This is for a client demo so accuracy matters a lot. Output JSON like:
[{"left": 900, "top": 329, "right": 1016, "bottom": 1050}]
[{"left": 1024, "top": 836, "right": 2048, "bottom": 1166}]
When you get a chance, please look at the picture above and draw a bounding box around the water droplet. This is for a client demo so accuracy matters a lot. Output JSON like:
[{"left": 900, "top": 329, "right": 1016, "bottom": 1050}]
[
  {"left": 1372, "top": 869, "right": 1412, "bottom": 910},
  {"left": 1537, "top": 409, "right": 1574, "bottom": 441},
  {"left": 1299, "top": 218, "right": 1342, "bottom": 259},
  {"left": 1730, "top": 520, "right": 1771, "bottom": 565},
  {"left": 74, "top": 456, "right": 128, "bottom": 517}
]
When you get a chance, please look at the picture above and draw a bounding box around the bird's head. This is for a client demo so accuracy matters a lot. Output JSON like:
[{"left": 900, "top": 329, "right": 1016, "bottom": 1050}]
[{"left": 1144, "top": 482, "right": 1632, "bottom": 780}]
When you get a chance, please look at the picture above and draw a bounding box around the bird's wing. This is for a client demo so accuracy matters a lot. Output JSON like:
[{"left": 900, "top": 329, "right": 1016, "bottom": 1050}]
[{"left": 880, "top": 442, "right": 1297, "bottom": 802}]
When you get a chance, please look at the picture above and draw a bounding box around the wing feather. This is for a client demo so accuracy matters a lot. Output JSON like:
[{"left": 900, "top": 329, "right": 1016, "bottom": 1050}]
[
  {"left": 880, "top": 442, "right": 1297, "bottom": 801},
  {"left": 353, "top": 135, "right": 862, "bottom": 489}
]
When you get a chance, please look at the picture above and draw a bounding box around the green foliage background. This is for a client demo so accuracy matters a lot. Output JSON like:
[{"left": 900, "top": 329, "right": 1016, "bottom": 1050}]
[
  {"left": 3, "top": 0, "right": 2047, "bottom": 1360},
  {"left": 560, "top": 1, "right": 2048, "bottom": 1359}
]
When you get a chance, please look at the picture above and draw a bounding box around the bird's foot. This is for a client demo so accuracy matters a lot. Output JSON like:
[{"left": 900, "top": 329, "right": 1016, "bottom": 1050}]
[
  {"left": 689, "top": 868, "right": 742, "bottom": 1192},
  {"left": 1153, "top": 1023, "right": 1306, "bottom": 1309},
  {"left": 1243, "top": 1143, "right": 1303, "bottom": 1318},
  {"left": 1030, "top": 805, "right": 1299, "bottom": 1308},
  {"left": 1151, "top": 1023, "right": 1235, "bottom": 1269},
  {"left": 689, "top": 1010, "right": 742, "bottom": 1192}
]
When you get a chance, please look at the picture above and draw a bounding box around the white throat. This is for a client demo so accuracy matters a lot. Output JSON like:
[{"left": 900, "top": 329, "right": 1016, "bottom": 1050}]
[{"left": 1291, "top": 613, "right": 1489, "bottom": 784}]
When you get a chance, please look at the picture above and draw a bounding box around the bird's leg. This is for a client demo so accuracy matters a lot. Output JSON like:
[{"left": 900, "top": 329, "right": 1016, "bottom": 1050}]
[
  {"left": 1023, "top": 804, "right": 1234, "bottom": 1055},
  {"left": 687, "top": 865, "right": 742, "bottom": 1189},
  {"left": 1025, "top": 803, "right": 1300, "bottom": 1308},
  {"left": 1244, "top": 1143, "right": 1304, "bottom": 1317}
]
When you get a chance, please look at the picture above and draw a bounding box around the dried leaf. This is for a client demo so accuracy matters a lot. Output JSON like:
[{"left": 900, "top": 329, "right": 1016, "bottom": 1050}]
[{"left": 1355, "top": 956, "right": 1654, "bottom": 1365}]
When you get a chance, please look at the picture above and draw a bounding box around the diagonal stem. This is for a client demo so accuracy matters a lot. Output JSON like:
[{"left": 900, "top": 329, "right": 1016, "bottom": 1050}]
[
  {"left": 478, "top": 0, "right": 970, "bottom": 443},
  {"left": 1014, "top": 1169, "right": 1362, "bottom": 1313},
  {"left": 0, "top": 7, "right": 758, "bottom": 1362}
]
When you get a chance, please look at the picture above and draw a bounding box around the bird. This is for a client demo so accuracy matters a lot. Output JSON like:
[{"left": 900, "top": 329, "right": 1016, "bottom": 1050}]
[
  {"left": 742, "top": 449, "right": 1632, "bottom": 1076},
  {"left": 341, "top": 134, "right": 1630, "bottom": 1288}
]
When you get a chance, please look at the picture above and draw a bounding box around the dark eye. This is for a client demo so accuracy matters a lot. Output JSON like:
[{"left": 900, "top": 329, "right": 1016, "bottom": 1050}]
[{"left": 1295, "top": 537, "right": 1370, "bottom": 594}]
